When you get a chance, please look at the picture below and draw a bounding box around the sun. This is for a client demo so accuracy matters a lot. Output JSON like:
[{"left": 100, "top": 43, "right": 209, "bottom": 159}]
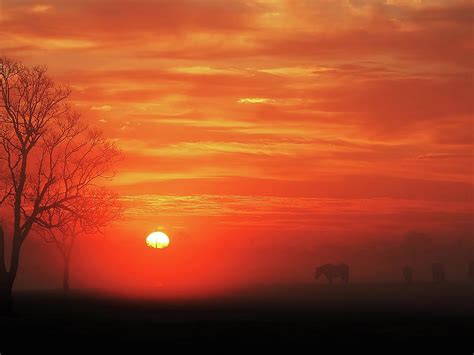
[{"left": 146, "top": 231, "right": 170, "bottom": 249}]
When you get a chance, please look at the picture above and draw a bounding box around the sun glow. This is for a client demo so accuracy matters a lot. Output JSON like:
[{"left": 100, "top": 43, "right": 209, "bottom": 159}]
[{"left": 146, "top": 231, "right": 170, "bottom": 249}]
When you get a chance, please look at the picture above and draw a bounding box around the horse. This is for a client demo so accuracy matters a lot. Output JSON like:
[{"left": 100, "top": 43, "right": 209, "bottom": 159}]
[
  {"left": 432, "top": 262, "right": 445, "bottom": 283},
  {"left": 315, "top": 263, "right": 349, "bottom": 284},
  {"left": 402, "top": 265, "right": 413, "bottom": 284}
]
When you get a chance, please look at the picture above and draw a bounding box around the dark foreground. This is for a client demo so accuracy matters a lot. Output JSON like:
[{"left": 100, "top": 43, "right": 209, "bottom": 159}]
[{"left": 1, "top": 283, "right": 473, "bottom": 351}]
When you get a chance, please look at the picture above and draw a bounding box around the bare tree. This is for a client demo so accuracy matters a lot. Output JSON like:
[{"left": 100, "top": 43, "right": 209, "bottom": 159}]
[
  {"left": 38, "top": 188, "right": 123, "bottom": 292},
  {"left": 0, "top": 57, "right": 120, "bottom": 312}
]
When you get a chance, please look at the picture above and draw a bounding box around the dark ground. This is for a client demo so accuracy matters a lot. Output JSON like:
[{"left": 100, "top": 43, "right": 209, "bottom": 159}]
[{"left": 1, "top": 283, "right": 473, "bottom": 351}]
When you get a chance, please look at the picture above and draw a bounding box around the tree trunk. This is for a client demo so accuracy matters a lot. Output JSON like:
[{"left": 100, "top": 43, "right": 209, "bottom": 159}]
[
  {"left": 0, "top": 237, "right": 23, "bottom": 314},
  {"left": 63, "top": 257, "right": 70, "bottom": 292},
  {"left": 0, "top": 226, "right": 13, "bottom": 314},
  {"left": 62, "top": 236, "right": 76, "bottom": 293},
  {"left": 0, "top": 272, "right": 14, "bottom": 315}
]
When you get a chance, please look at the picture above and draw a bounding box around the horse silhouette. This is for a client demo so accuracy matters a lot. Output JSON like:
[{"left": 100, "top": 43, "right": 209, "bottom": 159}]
[
  {"left": 432, "top": 262, "right": 445, "bottom": 283},
  {"left": 315, "top": 263, "right": 349, "bottom": 284},
  {"left": 402, "top": 265, "right": 413, "bottom": 284}
]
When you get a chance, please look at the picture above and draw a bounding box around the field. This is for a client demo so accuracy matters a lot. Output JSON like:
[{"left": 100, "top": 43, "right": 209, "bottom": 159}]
[{"left": 1, "top": 283, "right": 473, "bottom": 351}]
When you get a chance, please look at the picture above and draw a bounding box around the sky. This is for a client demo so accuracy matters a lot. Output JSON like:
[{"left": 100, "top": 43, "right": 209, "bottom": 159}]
[{"left": 1, "top": 0, "right": 473, "bottom": 296}]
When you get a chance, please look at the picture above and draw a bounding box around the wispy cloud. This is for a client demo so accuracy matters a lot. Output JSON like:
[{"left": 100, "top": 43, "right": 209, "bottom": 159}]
[
  {"left": 237, "top": 97, "right": 274, "bottom": 104},
  {"left": 91, "top": 105, "right": 113, "bottom": 111}
]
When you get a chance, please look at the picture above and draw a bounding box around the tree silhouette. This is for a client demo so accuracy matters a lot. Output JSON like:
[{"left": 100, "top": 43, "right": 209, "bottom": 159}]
[
  {"left": 37, "top": 188, "right": 123, "bottom": 292},
  {"left": 0, "top": 57, "right": 120, "bottom": 312}
]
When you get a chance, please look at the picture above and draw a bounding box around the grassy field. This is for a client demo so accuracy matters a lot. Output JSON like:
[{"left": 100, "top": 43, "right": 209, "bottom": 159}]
[{"left": 1, "top": 283, "right": 473, "bottom": 350}]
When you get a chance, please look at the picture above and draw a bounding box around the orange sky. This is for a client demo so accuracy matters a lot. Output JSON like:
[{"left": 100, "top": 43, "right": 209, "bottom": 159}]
[{"left": 2, "top": 0, "right": 473, "bottom": 296}]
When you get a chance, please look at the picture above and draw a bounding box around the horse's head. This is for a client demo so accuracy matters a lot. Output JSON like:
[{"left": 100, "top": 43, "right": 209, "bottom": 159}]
[{"left": 315, "top": 267, "right": 322, "bottom": 279}]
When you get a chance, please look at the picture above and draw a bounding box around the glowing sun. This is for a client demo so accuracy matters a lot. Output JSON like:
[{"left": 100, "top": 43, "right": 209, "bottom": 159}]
[{"left": 146, "top": 231, "right": 170, "bottom": 249}]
